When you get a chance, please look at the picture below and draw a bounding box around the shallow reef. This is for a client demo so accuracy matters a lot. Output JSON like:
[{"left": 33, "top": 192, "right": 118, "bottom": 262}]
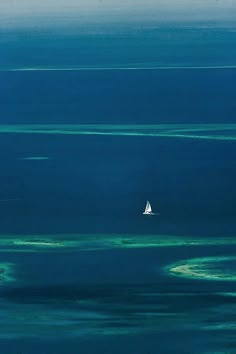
[
  {"left": 166, "top": 256, "right": 236, "bottom": 281},
  {"left": 0, "top": 123, "right": 236, "bottom": 141},
  {"left": 0, "top": 234, "right": 236, "bottom": 252}
]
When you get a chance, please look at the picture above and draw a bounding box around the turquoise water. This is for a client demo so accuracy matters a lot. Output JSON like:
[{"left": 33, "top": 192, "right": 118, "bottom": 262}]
[{"left": 0, "top": 22, "right": 236, "bottom": 353}]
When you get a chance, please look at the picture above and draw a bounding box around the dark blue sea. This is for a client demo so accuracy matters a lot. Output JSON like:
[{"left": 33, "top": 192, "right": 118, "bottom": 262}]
[{"left": 0, "top": 22, "right": 236, "bottom": 353}]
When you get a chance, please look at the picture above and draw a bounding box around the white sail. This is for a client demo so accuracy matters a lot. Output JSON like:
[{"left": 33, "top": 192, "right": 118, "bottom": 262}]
[
  {"left": 145, "top": 200, "right": 152, "bottom": 213},
  {"left": 143, "top": 200, "right": 155, "bottom": 215}
]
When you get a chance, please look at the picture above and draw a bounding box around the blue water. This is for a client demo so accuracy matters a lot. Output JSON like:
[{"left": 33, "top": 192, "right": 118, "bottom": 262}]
[
  {"left": 1, "top": 68, "right": 236, "bottom": 124},
  {"left": 0, "top": 22, "right": 236, "bottom": 353}
]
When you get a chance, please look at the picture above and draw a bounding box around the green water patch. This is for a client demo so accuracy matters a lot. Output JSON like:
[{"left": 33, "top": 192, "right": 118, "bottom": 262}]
[
  {"left": 0, "top": 263, "right": 15, "bottom": 284},
  {"left": 166, "top": 256, "right": 236, "bottom": 281},
  {"left": 0, "top": 124, "right": 236, "bottom": 141},
  {"left": 0, "top": 234, "right": 236, "bottom": 252},
  {"left": 1, "top": 286, "right": 235, "bottom": 339},
  {"left": 0, "top": 288, "right": 204, "bottom": 338}
]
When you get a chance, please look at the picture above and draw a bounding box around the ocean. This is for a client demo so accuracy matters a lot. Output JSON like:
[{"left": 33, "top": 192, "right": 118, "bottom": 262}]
[{"left": 0, "top": 22, "right": 236, "bottom": 353}]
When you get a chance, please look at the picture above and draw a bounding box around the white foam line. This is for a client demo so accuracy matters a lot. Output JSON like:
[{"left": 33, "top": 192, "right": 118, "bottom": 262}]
[{"left": 4, "top": 65, "right": 236, "bottom": 72}]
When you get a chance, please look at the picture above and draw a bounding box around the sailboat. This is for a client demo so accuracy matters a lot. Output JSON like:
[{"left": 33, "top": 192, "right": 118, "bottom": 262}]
[{"left": 143, "top": 200, "right": 157, "bottom": 215}]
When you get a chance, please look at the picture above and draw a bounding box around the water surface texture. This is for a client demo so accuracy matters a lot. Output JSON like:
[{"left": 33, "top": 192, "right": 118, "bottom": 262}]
[{"left": 1, "top": 4, "right": 236, "bottom": 353}]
